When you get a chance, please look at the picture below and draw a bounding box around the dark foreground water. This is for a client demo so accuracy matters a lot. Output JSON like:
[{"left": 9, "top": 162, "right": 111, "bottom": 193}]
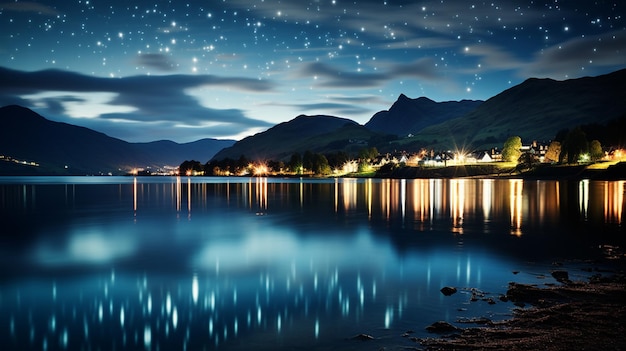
[{"left": 0, "top": 176, "right": 624, "bottom": 350}]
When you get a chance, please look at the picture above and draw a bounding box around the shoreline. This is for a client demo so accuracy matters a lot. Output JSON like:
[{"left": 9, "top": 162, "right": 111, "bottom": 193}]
[
  {"left": 414, "top": 256, "right": 626, "bottom": 350},
  {"left": 2, "top": 161, "right": 625, "bottom": 180}
]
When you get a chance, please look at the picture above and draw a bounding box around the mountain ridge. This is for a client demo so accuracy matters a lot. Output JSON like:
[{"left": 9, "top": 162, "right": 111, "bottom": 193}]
[
  {"left": 210, "top": 114, "right": 382, "bottom": 161},
  {"left": 405, "top": 69, "right": 626, "bottom": 149},
  {"left": 0, "top": 105, "right": 234, "bottom": 175}
]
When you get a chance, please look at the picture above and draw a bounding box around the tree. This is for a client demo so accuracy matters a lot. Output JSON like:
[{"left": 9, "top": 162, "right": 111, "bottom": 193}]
[
  {"left": 589, "top": 140, "right": 604, "bottom": 161},
  {"left": 311, "top": 153, "right": 331, "bottom": 175},
  {"left": 326, "top": 151, "right": 350, "bottom": 169},
  {"left": 358, "top": 147, "right": 378, "bottom": 161},
  {"left": 302, "top": 150, "right": 314, "bottom": 172},
  {"left": 179, "top": 160, "right": 203, "bottom": 175},
  {"left": 517, "top": 152, "right": 539, "bottom": 171},
  {"left": 560, "top": 127, "right": 588, "bottom": 164},
  {"left": 287, "top": 153, "right": 302, "bottom": 174},
  {"left": 502, "top": 136, "right": 522, "bottom": 162},
  {"left": 544, "top": 141, "right": 561, "bottom": 163}
]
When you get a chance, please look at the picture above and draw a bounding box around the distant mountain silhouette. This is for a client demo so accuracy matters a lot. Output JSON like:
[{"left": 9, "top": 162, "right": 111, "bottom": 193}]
[
  {"left": 0, "top": 105, "right": 234, "bottom": 175},
  {"left": 365, "top": 95, "right": 483, "bottom": 137},
  {"left": 405, "top": 69, "right": 626, "bottom": 149},
  {"left": 211, "top": 115, "right": 386, "bottom": 161}
]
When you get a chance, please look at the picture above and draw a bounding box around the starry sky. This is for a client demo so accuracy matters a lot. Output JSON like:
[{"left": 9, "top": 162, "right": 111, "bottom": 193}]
[{"left": 0, "top": 0, "right": 624, "bottom": 143}]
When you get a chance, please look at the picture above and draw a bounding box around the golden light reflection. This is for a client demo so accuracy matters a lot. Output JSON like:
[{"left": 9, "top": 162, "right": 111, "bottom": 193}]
[
  {"left": 431, "top": 179, "right": 443, "bottom": 222},
  {"left": 481, "top": 179, "right": 492, "bottom": 221},
  {"left": 123, "top": 178, "right": 624, "bottom": 231},
  {"left": 256, "top": 177, "right": 268, "bottom": 211},
  {"left": 579, "top": 179, "right": 589, "bottom": 220},
  {"left": 604, "top": 180, "right": 625, "bottom": 224},
  {"left": 334, "top": 178, "right": 339, "bottom": 213},
  {"left": 450, "top": 179, "right": 465, "bottom": 233},
  {"left": 400, "top": 179, "right": 406, "bottom": 221},
  {"left": 176, "top": 176, "right": 182, "bottom": 212},
  {"left": 341, "top": 179, "right": 358, "bottom": 211},
  {"left": 133, "top": 177, "right": 137, "bottom": 213},
  {"left": 411, "top": 179, "right": 430, "bottom": 225},
  {"left": 509, "top": 179, "right": 523, "bottom": 236},
  {"left": 381, "top": 179, "right": 392, "bottom": 220},
  {"left": 366, "top": 179, "right": 373, "bottom": 219},
  {"left": 187, "top": 177, "right": 192, "bottom": 216}
]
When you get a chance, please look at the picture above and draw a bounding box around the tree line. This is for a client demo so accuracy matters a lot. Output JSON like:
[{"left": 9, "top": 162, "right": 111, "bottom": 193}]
[
  {"left": 501, "top": 114, "right": 626, "bottom": 166},
  {"left": 180, "top": 147, "right": 379, "bottom": 176}
]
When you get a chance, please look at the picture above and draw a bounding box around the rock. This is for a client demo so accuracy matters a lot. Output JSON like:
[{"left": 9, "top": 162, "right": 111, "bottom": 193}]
[
  {"left": 351, "top": 333, "right": 374, "bottom": 341},
  {"left": 426, "top": 321, "right": 460, "bottom": 333},
  {"left": 440, "top": 286, "right": 457, "bottom": 296},
  {"left": 551, "top": 270, "right": 570, "bottom": 283},
  {"left": 401, "top": 330, "right": 415, "bottom": 337},
  {"left": 506, "top": 282, "right": 562, "bottom": 305}
]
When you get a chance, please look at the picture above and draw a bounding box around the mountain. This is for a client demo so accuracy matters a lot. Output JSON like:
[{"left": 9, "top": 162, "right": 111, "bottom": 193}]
[
  {"left": 405, "top": 69, "right": 626, "bottom": 149},
  {"left": 211, "top": 115, "right": 386, "bottom": 161},
  {"left": 0, "top": 105, "right": 234, "bottom": 175},
  {"left": 365, "top": 95, "right": 483, "bottom": 137}
]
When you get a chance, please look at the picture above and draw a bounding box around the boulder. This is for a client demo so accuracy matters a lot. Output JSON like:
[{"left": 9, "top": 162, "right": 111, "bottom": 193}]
[
  {"left": 440, "top": 286, "right": 458, "bottom": 296},
  {"left": 551, "top": 270, "right": 570, "bottom": 283},
  {"left": 426, "top": 321, "right": 460, "bottom": 333}
]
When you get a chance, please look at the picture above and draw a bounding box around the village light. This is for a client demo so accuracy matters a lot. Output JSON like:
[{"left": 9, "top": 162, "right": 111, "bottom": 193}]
[
  {"left": 253, "top": 163, "right": 268, "bottom": 176},
  {"left": 580, "top": 153, "right": 590, "bottom": 163}
]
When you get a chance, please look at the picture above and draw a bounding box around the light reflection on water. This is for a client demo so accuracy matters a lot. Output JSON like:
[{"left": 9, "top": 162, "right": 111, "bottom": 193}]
[{"left": 0, "top": 176, "right": 624, "bottom": 350}]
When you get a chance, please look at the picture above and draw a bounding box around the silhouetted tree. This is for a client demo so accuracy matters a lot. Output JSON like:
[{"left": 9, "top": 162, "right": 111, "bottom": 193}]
[
  {"left": 179, "top": 160, "right": 203, "bottom": 174},
  {"left": 560, "top": 127, "right": 588, "bottom": 164},
  {"left": 311, "top": 153, "right": 331, "bottom": 175},
  {"left": 358, "top": 147, "right": 378, "bottom": 161},
  {"left": 302, "top": 150, "right": 314, "bottom": 173},
  {"left": 502, "top": 136, "right": 522, "bottom": 162},
  {"left": 517, "top": 152, "right": 539, "bottom": 171},
  {"left": 287, "top": 153, "right": 302, "bottom": 174},
  {"left": 267, "top": 160, "right": 284, "bottom": 173},
  {"left": 326, "top": 151, "right": 350, "bottom": 169}
]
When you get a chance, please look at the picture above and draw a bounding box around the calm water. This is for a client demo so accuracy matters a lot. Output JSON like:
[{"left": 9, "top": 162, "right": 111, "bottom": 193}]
[{"left": 0, "top": 176, "right": 624, "bottom": 350}]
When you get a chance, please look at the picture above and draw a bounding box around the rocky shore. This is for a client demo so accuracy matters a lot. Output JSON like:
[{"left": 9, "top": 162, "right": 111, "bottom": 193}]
[{"left": 417, "top": 262, "right": 626, "bottom": 350}]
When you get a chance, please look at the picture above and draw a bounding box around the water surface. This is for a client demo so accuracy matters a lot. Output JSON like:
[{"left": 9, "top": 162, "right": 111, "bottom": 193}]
[{"left": 0, "top": 177, "right": 624, "bottom": 350}]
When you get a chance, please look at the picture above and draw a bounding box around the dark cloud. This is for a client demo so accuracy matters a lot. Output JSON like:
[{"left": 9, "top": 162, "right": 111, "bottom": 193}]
[
  {"left": 298, "top": 59, "right": 441, "bottom": 88},
  {"left": 0, "top": 2, "right": 60, "bottom": 16},
  {"left": 388, "top": 58, "right": 441, "bottom": 80},
  {"left": 299, "top": 62, "right": 386, "bottom": 87},
  {"left": 0, "top": 67, "right": 274, "bottom": 95},
  {"left": 41, "top": 96, "right": 86, "bottom": 115},
  {"left": 136, "top": 54, "right": 176, "bottom": 72},
  {"left": 0, "top": 67, "right": 275, "bottom": 141},
  {"left": 268, "top": 101, "right": 372, "bottom": 116}
]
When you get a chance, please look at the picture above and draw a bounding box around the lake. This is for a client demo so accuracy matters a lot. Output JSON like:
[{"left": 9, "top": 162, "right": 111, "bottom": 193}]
[{"left": 0, "top": 176, "right": 624, "bottom": 350}]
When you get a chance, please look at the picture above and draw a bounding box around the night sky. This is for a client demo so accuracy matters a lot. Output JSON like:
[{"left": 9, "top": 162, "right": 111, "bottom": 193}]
[{"left": 1, "top": 0, "right": 624, "bottom": 142}]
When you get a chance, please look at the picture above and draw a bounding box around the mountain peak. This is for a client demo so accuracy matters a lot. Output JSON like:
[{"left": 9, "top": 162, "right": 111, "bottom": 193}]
[{"left": 365, "top": 95, "right": 483, "bottom": 136}]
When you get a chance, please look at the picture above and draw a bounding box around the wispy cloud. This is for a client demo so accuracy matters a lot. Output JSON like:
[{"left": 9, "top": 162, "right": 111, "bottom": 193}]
[
  {"left": 523, "top": 29, "right": 626, "bottom": 78},
  {"left": 461, "top": 44, "right": 525, "bottom": 72},
  {"left": 136, "top": 54, "right": 177, "bottom": 72}
]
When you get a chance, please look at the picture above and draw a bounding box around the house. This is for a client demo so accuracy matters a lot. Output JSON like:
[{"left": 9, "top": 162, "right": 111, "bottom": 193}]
[{"left": 476, "top": 151, "right": 493, "bottom": 163}]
